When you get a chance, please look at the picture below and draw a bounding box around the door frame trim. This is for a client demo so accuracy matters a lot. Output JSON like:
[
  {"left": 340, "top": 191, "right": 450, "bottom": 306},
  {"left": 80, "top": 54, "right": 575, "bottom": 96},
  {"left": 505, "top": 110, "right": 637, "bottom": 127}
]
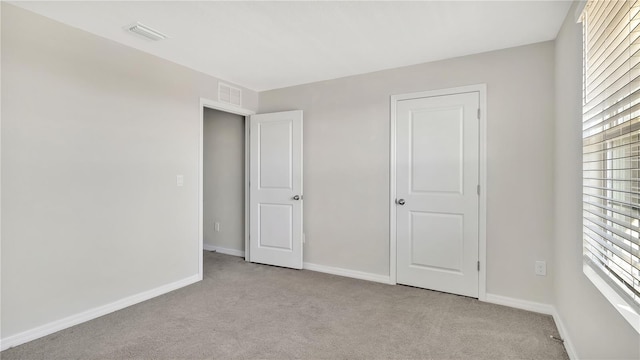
[
  {"left": 199, "top": 98, "right": 255, "bottom": 280},
  {"left": 389, "top": 84, "right": 487, "bottom": 301}
]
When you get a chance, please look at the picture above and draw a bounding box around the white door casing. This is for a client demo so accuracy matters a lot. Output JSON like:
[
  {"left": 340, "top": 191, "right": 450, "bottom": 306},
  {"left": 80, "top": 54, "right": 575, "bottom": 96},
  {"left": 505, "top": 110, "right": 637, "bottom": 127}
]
[
  {"left": 394, "top": 90, "right": 480, "bottom": 298},
  {"left": 249, "top": 110, "right": 303, "bottom": 269}
]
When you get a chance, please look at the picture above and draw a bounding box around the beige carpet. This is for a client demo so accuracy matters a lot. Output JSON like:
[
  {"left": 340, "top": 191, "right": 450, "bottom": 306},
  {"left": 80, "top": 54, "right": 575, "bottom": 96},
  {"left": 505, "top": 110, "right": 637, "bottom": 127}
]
[{"left": 1, "top": 252, "right": 568, "bottom": 359}]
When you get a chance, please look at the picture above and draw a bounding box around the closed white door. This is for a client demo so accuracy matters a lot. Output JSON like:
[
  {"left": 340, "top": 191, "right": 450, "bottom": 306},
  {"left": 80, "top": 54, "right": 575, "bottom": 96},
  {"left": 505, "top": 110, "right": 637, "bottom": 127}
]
[
  {"left": 249, "top": 110, "right": 303, "bottom": 269},
  {"left": 396, "top": 92, "right": 479, "bottom": 297}
]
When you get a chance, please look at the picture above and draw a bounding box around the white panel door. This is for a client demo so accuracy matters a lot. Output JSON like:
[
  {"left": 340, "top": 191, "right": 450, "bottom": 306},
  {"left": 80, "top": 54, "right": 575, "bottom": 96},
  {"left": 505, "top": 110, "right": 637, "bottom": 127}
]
[
  {"left": 396, "top": 92, "right": 479, "bottom": 297},
  {"left": 249, "top": 110, "right": 303, "bottom": 269}
]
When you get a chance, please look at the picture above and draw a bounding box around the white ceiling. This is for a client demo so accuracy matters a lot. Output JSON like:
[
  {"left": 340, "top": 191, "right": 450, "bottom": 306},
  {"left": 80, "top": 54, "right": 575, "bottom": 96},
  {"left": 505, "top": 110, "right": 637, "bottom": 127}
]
[{"left": 11, "top": 1, "right": 572, "bottom": 92}]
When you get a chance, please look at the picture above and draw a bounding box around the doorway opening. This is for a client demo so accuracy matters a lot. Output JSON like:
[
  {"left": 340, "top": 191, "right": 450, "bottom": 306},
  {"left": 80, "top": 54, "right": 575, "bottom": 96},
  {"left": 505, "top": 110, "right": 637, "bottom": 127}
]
[
  {"left": 198, "top": 99, "right": 304, "bottom": 278},
  {"left": 203, "top": 108, "right": 246, "bottom": 255},
  {"left": 199, "top": 98, "right": 255, "bottom": 279}
]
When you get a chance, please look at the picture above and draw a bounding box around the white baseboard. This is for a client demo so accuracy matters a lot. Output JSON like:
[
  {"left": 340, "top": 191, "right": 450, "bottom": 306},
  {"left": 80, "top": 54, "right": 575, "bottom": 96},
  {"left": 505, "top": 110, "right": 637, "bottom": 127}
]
[
  {"left": 484, "top": 293, "right": 576, "bottom": 360},
  {"left": 0, "top": 274, "right": 200, "bottom": 351},
  {"left": 203, "top": 244, "right": 245, "bottom": 257},
  {"left": 484, "top": 293, "right": 555, "bottom": 315},
  {"left": 303, "top": 262, "right": 392, "bottom": 285},
  {"left": 549, "top": 308, "right": 578, "bottom": 360}
]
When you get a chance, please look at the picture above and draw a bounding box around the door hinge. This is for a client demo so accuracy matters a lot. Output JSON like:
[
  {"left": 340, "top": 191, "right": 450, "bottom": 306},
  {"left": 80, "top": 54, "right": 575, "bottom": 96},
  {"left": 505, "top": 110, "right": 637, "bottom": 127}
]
[
  {"left": 477, "top": 261, "right": 480, "bottom": 271},
  {"left": 477, "top": 185, "right": 480, "bottom": 196},
  {"left": 477, "top": 108, "right": 480, "bottom": 120}
]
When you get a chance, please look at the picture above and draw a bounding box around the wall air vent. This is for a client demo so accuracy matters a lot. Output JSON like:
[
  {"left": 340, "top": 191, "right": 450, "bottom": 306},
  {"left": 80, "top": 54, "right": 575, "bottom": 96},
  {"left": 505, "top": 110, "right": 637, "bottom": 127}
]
[
  {"left": 218, "top": 82, "right": 242, "bottom": 107},
  {"left": 126, "top": 22, "right": 168, "bottom": 41}
]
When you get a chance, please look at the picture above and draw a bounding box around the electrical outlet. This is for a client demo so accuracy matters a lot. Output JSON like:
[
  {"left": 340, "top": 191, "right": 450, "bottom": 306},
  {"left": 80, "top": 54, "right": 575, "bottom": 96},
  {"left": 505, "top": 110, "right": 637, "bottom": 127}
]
[
  {"left": 535, "top": 261, "right": 547, "bottom": 276},
  {"left": 214, "top": 222, "right": 220, "bottom": 232},
  {"left": 176, "top": 174, "right": 184, "bottom": 187}
]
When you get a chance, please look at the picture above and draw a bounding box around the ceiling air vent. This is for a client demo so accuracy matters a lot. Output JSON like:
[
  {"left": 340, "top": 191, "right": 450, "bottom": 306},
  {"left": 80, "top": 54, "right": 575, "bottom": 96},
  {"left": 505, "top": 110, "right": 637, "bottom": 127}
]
[
  {"left": 126, "top": 22, "right": 168, "bottom": 41},
  {"left": 218, "top": 82, "right": 242, "bottom": 107}
]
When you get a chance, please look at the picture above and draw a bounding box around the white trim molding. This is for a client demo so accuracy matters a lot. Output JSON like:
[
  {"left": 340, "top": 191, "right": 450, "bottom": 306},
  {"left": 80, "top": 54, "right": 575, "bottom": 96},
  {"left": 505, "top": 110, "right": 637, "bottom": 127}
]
[
  {"left": 583, "top": 264, "right": 640, "bottom": 334},
  {"left": 550, "top": 308, "right": 578, "bottom": 360},
  {"left": 0, "top": 275, "right": 199, "bottom": 351},
  {"left": 484, "top": 293, "right": 555, "bottom": 315},
  {"left": 203, "top": 244, "right": 245, "bottom": 258},
  {"left": 389, "top": 84, "right": 488, "bottom": 301},
  {"left": 201, "top": 97, "right": 254, "bottom": 117},
  {"left": 303, "top": 262, "right": 393, "bottom": 285},
  {"left": 484, "top": 293, "right": 577, "bottom": 360}
]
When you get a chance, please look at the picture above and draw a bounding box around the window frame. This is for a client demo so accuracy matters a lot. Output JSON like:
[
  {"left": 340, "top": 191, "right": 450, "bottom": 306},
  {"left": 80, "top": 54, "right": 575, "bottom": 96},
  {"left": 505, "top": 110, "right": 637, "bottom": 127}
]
[{"left": 579, "top": 0, "right": 640, "bottom": 334}]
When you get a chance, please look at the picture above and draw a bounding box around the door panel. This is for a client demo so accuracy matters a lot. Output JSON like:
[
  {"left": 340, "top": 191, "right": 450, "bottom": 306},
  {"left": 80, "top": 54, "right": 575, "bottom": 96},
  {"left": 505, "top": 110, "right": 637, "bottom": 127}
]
[
  {"left": 396, "top": 92, "right": 479, "bottom": 297},
  {"left": 410, "top": 107, "right": 463, "bottom": 194},
  {"left": 258, "top": 204, "right": 293, "bottom": 250},
  {"left": 250, "top": 110, "right": 303, "bottom": 269},
  {"left": 259, "top": 120, "right": 293, "bottom": 189},
  {"left": 410, "top": 211, "right": 463, "bottom": 272}
]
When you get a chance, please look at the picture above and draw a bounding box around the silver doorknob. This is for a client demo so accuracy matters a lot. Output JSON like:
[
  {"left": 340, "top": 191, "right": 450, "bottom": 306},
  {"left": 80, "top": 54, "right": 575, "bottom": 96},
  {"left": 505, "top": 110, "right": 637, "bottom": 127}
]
[
  {"left": 293, "top": 195, "right": 301, "bottom": 200},
  {"left": 396, "top": 198, "right": 405, "bottom": 205}
]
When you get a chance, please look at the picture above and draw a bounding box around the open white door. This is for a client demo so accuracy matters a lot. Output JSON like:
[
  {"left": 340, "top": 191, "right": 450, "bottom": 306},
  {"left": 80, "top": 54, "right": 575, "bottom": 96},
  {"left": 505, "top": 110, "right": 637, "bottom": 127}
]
[{"left": 249, "top": 110, "right": 303, "bottom": 269}]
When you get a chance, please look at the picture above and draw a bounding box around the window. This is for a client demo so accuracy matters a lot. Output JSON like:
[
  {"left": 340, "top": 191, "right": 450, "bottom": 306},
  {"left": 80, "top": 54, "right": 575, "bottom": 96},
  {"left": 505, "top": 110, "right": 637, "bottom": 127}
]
[{"left": 581, "top": 0, "right": 640, "bottom": 331}]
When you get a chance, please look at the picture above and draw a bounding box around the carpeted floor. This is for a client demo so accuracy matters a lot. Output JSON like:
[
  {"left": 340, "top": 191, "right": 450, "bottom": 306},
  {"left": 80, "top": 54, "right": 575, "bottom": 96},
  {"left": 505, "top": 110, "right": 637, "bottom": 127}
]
[{"left": 2, "top": 251, "right": 569, "bottom": 359}]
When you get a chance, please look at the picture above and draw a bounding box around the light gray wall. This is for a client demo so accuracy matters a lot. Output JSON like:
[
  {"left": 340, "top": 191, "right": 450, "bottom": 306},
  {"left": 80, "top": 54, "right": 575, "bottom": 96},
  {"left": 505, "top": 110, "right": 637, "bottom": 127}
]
[
  {"left": 1, "top": 4, "right": 257, "bottom": 338},
  {"left": 259, "top": 41, "right": 556, "bottom": 304},
  {"left": 553, "top": 4, "right": 640, "bottom": 359},
  {"left": 203, "top": 109, "right": 245, "bottom": 252}
]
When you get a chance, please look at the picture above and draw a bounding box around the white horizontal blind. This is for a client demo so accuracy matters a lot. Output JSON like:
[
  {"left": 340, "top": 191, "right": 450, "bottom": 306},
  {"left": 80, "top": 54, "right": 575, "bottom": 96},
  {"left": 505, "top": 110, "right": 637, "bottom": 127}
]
[{"left": 583, "top": 0, "right": 640, "bottom": 310}]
